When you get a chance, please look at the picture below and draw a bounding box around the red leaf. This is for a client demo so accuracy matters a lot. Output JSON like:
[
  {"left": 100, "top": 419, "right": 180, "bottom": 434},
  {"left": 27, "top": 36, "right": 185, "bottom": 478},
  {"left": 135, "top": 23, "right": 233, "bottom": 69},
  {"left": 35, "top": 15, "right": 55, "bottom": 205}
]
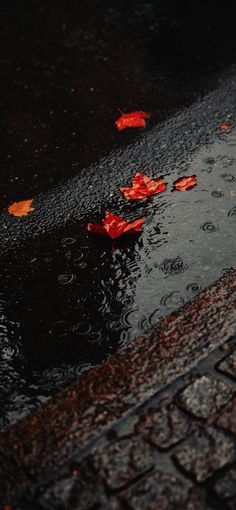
[
  {"left": 115, "top": 111, "right": 151, "bottom": 131},
  {"left": 8, "top": 199, "right": 34, "bottom": 217},
  {"left": 87, "top": 211, "right": 145, "bottom": 240},
  {"left": 120, "top": 172, "right": 167, "bottom": 200},
  {"left": 173, "top": 175, "right": 197, "bottom": 191},
  {"left": 219, "top": 122, "right": 231, "bottom": 131}
]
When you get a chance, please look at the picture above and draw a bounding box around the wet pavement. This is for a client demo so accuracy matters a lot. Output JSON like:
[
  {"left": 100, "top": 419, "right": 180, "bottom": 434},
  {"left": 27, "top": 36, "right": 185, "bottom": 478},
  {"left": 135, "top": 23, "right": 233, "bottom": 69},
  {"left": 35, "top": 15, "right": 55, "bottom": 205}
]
[
  {"left": 34, "top": 339, "right": 236, "bottom": 510},
  {"left": 0, "top": 269, "right": 235, "bottom": 508},
  {"left": 1, "top": 1, "right": 236, "bottom": 507},
  {"left": 1, "top": 0, "right": 236, "bottom": 428},
  {"left": 1, "top": 77, "right": 236, "bottom": 429}
]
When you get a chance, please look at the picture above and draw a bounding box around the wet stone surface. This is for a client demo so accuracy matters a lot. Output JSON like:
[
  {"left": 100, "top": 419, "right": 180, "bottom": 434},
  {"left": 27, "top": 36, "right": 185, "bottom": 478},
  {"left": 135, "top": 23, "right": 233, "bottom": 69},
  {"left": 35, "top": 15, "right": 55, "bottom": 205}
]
[
  {"left": 214, "top": 395, "right": 236, "bottom": 436},
  {"left": 135, "top": 403, "right": 195, "bottom": 450},
  {"left": 38, "top": 466, "right": 102, "bottom": 510},
  {"left": 177, "top": 374, "right": 234, "bottom": 419},
  {"left": 183, "top": 491, "right": 214, "bottom": 510},
  {"left": 2, "top": 333, "right": 236, "bottom": 509},
  {"left": 217, "top": 348, "right": 236, "bottom": 380},
  {"left": 92, "top": 436, "right": 155, "bottom": 491},
  {"left": 122, "top": 470, "right": 192, "bottom": 510},
  {"left": 173, "top": 427, "right": 236, "bottom": 482},
  {"left": 211, "top": 467, "right": 236, "bottom": 509}
]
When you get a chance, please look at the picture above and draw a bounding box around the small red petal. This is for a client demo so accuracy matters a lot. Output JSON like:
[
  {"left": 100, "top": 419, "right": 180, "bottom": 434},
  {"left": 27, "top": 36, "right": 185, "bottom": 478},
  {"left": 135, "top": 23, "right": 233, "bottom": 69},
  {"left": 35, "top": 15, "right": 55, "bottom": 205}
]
[
  {"left": 132, "top": 172, "right": 151, "bottom": 188},
  {"left": 115, "top": 111, "right": 151, "bottom": 131},
  {"left": 8, "top": 199, "right": 34, "bottom": 217},
  {"left": 87, "top": 212, "right": 145, "bottom": 240},
  {"left": 219, "top": 123, "right": 231, "bottom": 131},
  {"left": 123, "top": 216, "right": 145, "bottom": 234},
  {"left": 120, "top": 186, "right": 148, "bottom": 200},
  {"left": 120, "top": 172, "right": 167, "bottom": 200},
  {"left": 103, "top": 211, "right": 128, "bottom": 239},
  {"left": 173, "top": 175, "right": 197, "bottom": 191}
]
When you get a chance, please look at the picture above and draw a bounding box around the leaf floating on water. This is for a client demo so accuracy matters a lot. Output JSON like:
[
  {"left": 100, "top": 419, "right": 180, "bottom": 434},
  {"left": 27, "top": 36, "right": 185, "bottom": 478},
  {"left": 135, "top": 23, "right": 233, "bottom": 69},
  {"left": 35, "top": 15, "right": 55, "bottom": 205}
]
[
  {"left": 87, "top": 211, "right": 145, "bottom": 240},
  {"left": 173, "top": 175, "right": 197, "bottom": 191},
  {"left": 115, "top": 111, "right": 151, "bottom": 131},
  {"left": 120, "top": 172, "right": 167, "bottom": 200},
  {"left": 219, "top": 122, "right": 231, "bottom": 131},
  {"left": 8, "top": 199, "right": 34, "bottom": 217}
]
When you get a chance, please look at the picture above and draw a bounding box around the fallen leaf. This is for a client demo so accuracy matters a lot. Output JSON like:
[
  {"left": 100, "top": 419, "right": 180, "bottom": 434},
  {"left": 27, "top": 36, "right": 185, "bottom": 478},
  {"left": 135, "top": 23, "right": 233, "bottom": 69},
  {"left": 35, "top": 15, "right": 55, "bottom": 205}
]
[
  {"left": 120, "top": 172, "right": 167, "bottom": 200},
  {"left": 173, "top": 175, "right": 197, "bottom": 191},
  {"left": 8, "top": 199, "right": 34, "bottom": 217},
  {"left": 87, "top": 211, "right": 145, "bottom": 239},
  {"left": 219, "top": 122, "right": 231, "bottom": 131},
  {"left": 115, "top": 111, "right": 151, "bottom": 131}
]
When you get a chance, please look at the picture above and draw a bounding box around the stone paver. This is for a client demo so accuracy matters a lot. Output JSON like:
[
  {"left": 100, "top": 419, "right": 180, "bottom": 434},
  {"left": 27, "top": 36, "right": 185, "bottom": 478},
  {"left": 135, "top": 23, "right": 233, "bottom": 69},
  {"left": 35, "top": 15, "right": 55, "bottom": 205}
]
[
  {"left": 122, "top": 470, "right": 191, "bottom": 510},
  {"left": 136, "top": 402, "right": 194, "bottom": 450},
  {"left": 217, "top": 348, "right": 236, "bottom": 380},
  {"left": 31, "top": 335, "right": 236, "bottom": 510},
  {"left": 211, "top": 467, "right": 236, "bottom": 510},
  {"left": 183, "top": 491, "right": 214, "bottom": 510},
  {"left": 214, "top": 395, "right": 236, "bottom": 436},
  {"left": 38, "top": 463, "right": 103, "bottom": 510},
  {"left": 173, "top": 427, "right": 236, "bottom": 482},
  {"left": 177, "top": 374, "right": 234, "bottom": 419},
  {"left": 93, "top": 436, "right": 155, "bottom": 491}
]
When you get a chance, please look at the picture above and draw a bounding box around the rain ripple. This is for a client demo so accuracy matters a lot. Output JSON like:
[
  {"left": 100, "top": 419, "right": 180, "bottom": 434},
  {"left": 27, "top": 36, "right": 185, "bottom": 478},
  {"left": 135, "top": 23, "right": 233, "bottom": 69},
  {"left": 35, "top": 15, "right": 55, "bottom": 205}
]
[
  {"left": 228, "top": 206, "right": 236, "bottom": 218},
  {"left": 201, "top": 222, "right": 219, "bottom": 233},
  {"left": 160, "top": 292, "right": 185, "bottom": 309},
  {"left": 40, "top": 366, "right": 71, "bottom": 390},
  {"left": 159, "top": 256, "right": 188, "bottom": 276},
  {"left": 186, "top": 282, "right": 202, "bottom": 293}
]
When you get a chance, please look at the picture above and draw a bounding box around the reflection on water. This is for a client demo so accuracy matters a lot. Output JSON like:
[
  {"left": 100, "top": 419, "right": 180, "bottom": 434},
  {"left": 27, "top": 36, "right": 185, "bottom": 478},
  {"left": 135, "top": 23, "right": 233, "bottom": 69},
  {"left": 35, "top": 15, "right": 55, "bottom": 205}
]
[{"left": 0, "top": 130, "right": 236, "bottom": 429}]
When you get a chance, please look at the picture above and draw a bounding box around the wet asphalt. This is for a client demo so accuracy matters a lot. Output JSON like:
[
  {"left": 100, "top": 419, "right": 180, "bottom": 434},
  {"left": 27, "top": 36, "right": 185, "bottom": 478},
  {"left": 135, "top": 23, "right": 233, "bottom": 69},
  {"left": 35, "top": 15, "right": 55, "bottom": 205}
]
[{"left": 0, "top": 0, "right": 236, "bottom": 428}]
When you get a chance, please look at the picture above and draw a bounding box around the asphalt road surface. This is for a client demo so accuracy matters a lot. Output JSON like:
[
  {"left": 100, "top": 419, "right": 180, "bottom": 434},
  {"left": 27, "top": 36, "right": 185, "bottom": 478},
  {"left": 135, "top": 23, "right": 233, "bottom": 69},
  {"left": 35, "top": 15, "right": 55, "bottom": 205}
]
[{"left": 0, "top": 0, "right": 236, "bottom": 428}]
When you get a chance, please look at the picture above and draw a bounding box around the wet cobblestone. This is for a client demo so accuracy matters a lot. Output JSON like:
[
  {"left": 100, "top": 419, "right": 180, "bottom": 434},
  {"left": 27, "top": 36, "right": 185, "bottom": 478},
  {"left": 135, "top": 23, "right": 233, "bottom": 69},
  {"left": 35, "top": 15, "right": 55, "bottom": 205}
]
[
  {"left": 1, "top": 294, "right": 236, "bottom": 509},
  {"left": 210, "top": 467, "right": 236, "bottom": 510},
  {"left": 24, "top": 334, "right": 236, "bottom": 510},
  {"left": 214, "top": 395, "right": 236, "bottom": 436},
  {"left": 173, "top": 427, "right": 236, "bottom": 482},
  {"left": 38, "top": 465, "right": 103, "bottom": 510},
  {"left": 183, "top": 491, "right": 214, "bottom": 510},
  {"left": 177, "top": 374, "right": 234, "bottom": 419},
  {"left": 135, "top": 402, "right": 195, "bottom": 450},
  {"left": 122, "top": 470, "right": 191, "bottom": 510},
  {"left": 217, "top": 348, "right": 236, "bottom": 380},
  {"left": 93, "top": 436, "right": 155, "bottom": 491}
]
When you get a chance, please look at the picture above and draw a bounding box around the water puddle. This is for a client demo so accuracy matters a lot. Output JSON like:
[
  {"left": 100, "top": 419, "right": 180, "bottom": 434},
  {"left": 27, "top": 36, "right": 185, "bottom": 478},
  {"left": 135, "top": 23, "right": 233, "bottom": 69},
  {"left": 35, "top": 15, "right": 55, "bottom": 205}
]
[{"left": 0, "top": 128, "right": 235, "bottom": 429}]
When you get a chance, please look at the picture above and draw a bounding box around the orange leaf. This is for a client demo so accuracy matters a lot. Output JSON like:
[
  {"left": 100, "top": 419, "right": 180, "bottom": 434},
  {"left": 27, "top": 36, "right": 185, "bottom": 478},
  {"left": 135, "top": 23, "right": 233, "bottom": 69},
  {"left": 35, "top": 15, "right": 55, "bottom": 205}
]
[
  {"left": 173, "top": 175, "right": 197, "bottom": 191},
  {"left": 87, "top": 211, "right": 145, "bottom": 240},
  {"left": 8, "top": 199, "right": 34, "bottom": 217},
  {"left": 120, "top": 172, "right": 167, "bottom": 200},
  {"left": 115, "top": 111, "right": 151, "bottom": 131},
  {"left": 219, "top": 122, "right": 231, "bottom": 131}
]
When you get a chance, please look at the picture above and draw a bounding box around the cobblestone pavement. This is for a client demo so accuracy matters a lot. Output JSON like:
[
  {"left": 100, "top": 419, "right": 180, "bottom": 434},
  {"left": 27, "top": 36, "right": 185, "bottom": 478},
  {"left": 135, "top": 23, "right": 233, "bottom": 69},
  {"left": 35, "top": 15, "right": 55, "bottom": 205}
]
[
  {"left": 0, "top": 270, "right": 235, "bottom": 509},
  {"left": 12, "top": 334, "right": 236, "bottom": 510},
  {"left": 0, "top": 280, "right": 235, "bottom": 509}
]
